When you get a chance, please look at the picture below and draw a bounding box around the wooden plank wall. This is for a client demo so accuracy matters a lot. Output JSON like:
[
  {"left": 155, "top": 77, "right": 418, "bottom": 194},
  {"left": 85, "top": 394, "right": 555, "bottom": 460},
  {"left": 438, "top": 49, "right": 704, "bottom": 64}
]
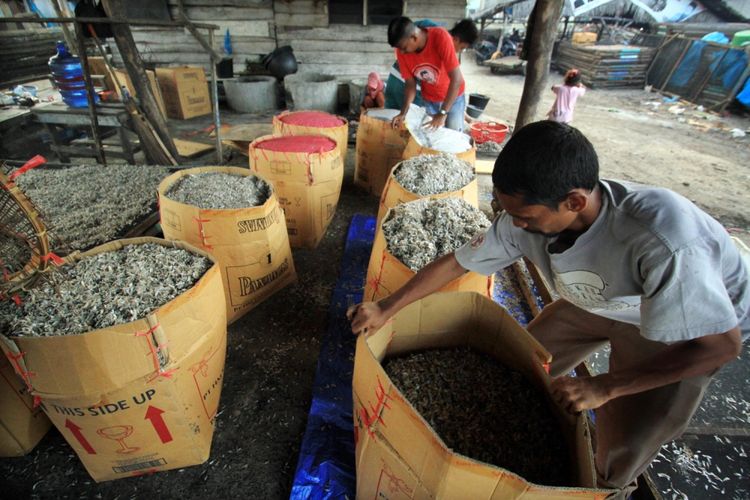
[
  {"left": 108, "top": 0, "right": 466, "bottom": 80},
  {"left": 111, "top": 0, "right": 277, "bottom": 74},
  {"left": 276, "top": 0, "right": 467, "bottom": 79}
]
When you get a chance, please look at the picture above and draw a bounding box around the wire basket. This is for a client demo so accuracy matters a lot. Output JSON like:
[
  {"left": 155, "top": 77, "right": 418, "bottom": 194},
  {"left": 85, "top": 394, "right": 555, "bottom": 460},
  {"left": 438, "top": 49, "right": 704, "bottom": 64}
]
[{"left": 0, "top": 165, "right": 52, "bottom": 295}]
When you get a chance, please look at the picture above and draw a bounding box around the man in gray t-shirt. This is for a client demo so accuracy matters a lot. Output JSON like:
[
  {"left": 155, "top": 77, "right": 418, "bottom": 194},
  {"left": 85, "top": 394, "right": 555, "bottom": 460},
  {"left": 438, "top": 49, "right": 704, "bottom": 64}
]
[{"left": 348, "top": 121, "right": 747, "bottom": 495}]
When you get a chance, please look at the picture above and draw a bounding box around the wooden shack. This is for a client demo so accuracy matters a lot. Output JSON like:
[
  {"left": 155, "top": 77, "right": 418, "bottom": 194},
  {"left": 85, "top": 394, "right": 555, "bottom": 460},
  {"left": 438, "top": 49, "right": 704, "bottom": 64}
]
[{"left": 110, "top": 0, "right": 467, "bottom": 80}]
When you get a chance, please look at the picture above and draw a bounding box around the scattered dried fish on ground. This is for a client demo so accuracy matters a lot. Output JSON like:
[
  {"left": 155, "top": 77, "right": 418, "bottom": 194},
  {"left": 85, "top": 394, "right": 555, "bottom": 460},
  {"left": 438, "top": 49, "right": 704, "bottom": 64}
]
[
  {"left": 0, "top": 244, "right": 211, "bottom": 337},
  {"left": 383, "top": 198, "right": 490, "bottom": 271},
  {"left": 476, "top": 141, "right": 503, "bottom": 155},
  {"left": 384, "top": 346, "right": 572, "bottom": 486},
  {"left": 14, "top": 164, "right": 169, "bottom": 252},
  {"left": 394, "top": 153, "right": 474, "bottom": 195},
  {"left": 165, "top": 172, "right": 271, "bottom": 209}
]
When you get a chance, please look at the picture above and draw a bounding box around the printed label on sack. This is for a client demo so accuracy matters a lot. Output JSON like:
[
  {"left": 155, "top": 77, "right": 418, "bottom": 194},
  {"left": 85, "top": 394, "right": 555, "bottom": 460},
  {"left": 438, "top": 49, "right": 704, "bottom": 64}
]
[
  {"left": 236, "top": 207, "right": 282, "bottom": 234},
  {"left": 225, "top": 257, "right": 291, "bottom": 307},
  {"left": 161, "top": 208, "right": 181, "bottom": 231},
  {"left": 189, "top": 342, "right": 225, "bottom": 421},
  {"left": 270, "top": 161, "right": 293, "bottom": 175}
]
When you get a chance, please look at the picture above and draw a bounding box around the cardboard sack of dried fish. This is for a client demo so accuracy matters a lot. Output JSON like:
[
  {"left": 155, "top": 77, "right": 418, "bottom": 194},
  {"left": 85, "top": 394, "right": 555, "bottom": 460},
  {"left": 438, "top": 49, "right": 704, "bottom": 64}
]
[
  {"left": 354, "top": 109, "right": 410, "bottom": 197},
  {"left": 0, "top": 353, "right": 52, "bottom": 457},
  {"left": 13, "top": 164, "right": 169, "bottom": 254},
  {"left": 159, "top": 166, "right": 296, "bottom": 323},
  {"left": 0, "top": 237, "right": 228, "bottom": 482},
  {"left": 273, "top": 110, "right": 349, "bottom": 165},
  {"left": 364, "top": 198, "right": 492, "bottom": 301},
  {"left": 376, "top": 153, "right": 479, "bottom": 224},
  {"left": 249, "top": 134, "right": 343, "bottom": 249},
  {"left": 165, "top": 171, "right": 271, "bottom": 209},
  {"left": 353, "top": 292, "right": 614, "bottom": 498}
]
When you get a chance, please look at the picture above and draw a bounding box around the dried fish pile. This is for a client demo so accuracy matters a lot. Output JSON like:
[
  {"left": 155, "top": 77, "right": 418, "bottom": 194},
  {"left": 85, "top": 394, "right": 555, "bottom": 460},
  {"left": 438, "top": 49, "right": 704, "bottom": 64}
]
[
  {"left": 383, "top": 198, "right": 490, "bottom": 271},
  {"left": 0, "top": 244, "right": 211, "bottom": 337},
  {"left": 384, "top": 347, "right": 572, "bottom": 486},
  {"left": 394, "top": 153, "right": 474, "bottom": 195},
  {"left": 165, "top": 172, "right": 271, "bottom": 209},
  {"left": 14, "top": 164, "right": 169, "bottom": 252},
  {"left": 476, "top": 140, "right": 503, "bottom": 155}
]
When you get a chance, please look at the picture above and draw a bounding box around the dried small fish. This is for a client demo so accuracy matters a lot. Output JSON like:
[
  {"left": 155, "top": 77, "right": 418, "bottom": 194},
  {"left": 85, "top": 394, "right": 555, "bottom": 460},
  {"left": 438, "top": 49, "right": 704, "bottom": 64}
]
[
  {"left": 384, "top": 346, "right": 572, "bottom": 486},
  {"left": 0, "top": 244, "right": 210, "bottom": 337},
  {"left": 165, "top": 172, "right": 271, "bottom": 209},
  {"left": 476, "top": 140, "right": 503, "bottom": 155},
  {"left": 382, "top": 198, "right": 491, "bottom": 271},
  {"left": 14, "top": 164, "right": 169, "bottom": 252},
  {"left": 394, "top": 153, "right": 474, "bottom": 196}
]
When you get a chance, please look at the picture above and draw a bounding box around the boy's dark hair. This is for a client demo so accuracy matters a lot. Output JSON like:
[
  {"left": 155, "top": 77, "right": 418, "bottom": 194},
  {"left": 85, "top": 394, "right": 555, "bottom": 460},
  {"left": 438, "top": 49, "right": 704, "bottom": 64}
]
[
  {"left": 449, "top": 19, "right": 478, "bottom": 45},
  {"left": 492, "top": 121, "right": 599, "bottom": 209},
  {"left": 388, "top": 16, "right": 417, "bottom": 47}
]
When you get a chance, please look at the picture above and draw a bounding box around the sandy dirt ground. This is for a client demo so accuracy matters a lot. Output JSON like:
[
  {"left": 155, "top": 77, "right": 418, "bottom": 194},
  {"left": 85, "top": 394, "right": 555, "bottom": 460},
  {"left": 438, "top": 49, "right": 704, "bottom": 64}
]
[{"left": 462, "top": 57, "right": 750, "bottom": 240}]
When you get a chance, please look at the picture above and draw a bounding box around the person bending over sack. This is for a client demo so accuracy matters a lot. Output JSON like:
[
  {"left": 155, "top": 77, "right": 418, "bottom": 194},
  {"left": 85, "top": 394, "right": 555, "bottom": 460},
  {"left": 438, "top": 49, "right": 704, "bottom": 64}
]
[{"left": 348, "top": 120, "right": 747, "bottom": 498}]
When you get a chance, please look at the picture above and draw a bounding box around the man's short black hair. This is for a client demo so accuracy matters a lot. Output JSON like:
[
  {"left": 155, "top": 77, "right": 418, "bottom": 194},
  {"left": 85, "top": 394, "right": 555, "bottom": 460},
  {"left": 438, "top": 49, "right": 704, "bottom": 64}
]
[
  {"left": 388, "top": 16, "right": 416, "bottom": 47},
  {"left": 449, "top": 19, "right": 479, "bottom": 46},
  {"left": 492, "top": 121, "right": 599, "bottom": 209}
]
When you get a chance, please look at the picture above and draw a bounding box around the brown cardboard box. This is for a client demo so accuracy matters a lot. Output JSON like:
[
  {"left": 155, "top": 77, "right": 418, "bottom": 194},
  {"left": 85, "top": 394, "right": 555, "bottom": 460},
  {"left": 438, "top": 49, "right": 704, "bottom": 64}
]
[
  {"left": 155, "top": 67, "right": 211, "bottom": 120},
  {"left": 0, "top": 354, "right": 52, "bottom": 457},
  {"left": 354, "top": 111, "right": 410, "bottom": 197},
  {"left": 572, "top": 32, "right": 598, "bottom": 45},
  {"left": 353, "top": 292, "right": 614, "bottom": 499},
  {"left": 376, "top": 159, "right": 479, "bottom": 226},
  {"left": 0, "top": 237, "right": 227, "bottom": 481},
  {"left": 272, "top": 111, "right": 349, "bottom": 165},
  {"left": 159, "top": 166, "right": 297, "bottom": 324},
  {"left": 87, "top": 56, "right": 115, "bottom": 92},
  {"left": 364, "top": 208, "right": 492, "bottom": 302},
  {"left": 113, "top": 69, "right": 167, "bottom": 117},
  {"left": 249, "top": 135, "right": 344, "bottom": 249},
  {"left": 403, "top": 136, "right": 476, "bottom": 165}
]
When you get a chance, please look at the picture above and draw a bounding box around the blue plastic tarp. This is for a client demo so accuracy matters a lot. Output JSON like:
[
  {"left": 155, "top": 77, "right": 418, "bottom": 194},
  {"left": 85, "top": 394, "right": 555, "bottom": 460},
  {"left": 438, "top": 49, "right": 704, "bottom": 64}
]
[{"left": 290, "top": 215, "right": 375, "bottom": 500}]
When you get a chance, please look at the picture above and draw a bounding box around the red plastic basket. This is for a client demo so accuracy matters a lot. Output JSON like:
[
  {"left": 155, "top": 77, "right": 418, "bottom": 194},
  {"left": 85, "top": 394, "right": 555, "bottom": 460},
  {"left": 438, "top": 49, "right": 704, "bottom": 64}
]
[{"left": 470, "top": 121, "right": 509, "bottom": 144}]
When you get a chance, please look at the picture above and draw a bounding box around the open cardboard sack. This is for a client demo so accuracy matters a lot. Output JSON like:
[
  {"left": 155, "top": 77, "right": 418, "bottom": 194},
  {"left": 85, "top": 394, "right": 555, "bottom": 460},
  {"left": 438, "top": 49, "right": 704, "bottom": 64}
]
[
  {"left": 0, "top": 237, "right": 227, "bottom": 481},
  {"left": 364, "top": 207, "right": 492, "bottom": 302},
  {"left": 376, "top": 158, "right": 479, "bottom": 226},
  {"left": 0, "top": 353, "right": 52, "bottom": 457},
  {"left": 158, "top": 166, "right": 296, "bottom": 323},
  {"left": 353, "top": 291, "right": 615, "bottom": 499},
  {"left": 354, "top": 109, "right": 410, "bottom": 197}
]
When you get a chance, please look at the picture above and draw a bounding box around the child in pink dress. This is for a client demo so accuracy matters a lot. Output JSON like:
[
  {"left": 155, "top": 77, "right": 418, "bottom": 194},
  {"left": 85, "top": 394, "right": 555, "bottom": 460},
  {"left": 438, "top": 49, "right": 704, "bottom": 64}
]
[{"left": 547, "top": 69, "right": 586, "bottom": 123}]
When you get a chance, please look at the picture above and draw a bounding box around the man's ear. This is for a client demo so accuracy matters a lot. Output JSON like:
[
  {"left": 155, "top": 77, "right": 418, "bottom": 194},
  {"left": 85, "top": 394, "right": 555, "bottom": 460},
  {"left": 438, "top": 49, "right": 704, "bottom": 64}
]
[{"left": 564, "top": 190, "right": 588, "bottom": 213}]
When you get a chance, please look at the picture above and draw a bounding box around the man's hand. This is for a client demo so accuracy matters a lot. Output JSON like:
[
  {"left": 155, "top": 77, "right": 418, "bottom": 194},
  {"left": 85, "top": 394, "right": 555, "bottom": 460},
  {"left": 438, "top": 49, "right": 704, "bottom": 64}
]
[
  {"left": 550, "top": 375, "right": 611, "bottom": 414},
  {"left": 391, "top": 113, "right": 406, "bottom": 129},
  {"left": 424, "top": 113, "right": 447, "bottom": 131},
  {"left": 347, "top": 301, "right": 388, "bottom": 336}
]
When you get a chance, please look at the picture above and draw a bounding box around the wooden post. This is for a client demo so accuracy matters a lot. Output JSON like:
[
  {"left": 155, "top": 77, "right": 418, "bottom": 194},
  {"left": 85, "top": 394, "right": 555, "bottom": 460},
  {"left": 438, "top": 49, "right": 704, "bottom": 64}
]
[
  {"left": 73, "top": 21, "right": 106, "bottom": 166},
  {"left": 208, "top": 28, "right": 223, "bottom": 163},
  {"left": 101, "top": 0, "right": 179, "bottom": 162},
  {"left": 514, "top": 0, "right": 564, "bottom": 131}
]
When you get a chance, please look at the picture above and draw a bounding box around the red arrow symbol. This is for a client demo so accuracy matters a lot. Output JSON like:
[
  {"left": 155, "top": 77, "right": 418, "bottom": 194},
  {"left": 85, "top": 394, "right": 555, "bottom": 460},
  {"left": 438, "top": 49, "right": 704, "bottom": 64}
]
[
  {"left": 144, "top": 405, "right": 173, "bottom": 444},
  {"left": 64, "top": 419, "right": 96, "bottom": 454}
]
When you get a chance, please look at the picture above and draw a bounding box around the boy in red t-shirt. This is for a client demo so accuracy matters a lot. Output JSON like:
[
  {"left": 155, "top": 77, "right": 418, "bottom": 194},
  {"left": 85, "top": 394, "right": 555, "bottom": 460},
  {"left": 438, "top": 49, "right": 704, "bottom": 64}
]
[{"left": 387, "top": 16, "right": 472, "bottom": 132}]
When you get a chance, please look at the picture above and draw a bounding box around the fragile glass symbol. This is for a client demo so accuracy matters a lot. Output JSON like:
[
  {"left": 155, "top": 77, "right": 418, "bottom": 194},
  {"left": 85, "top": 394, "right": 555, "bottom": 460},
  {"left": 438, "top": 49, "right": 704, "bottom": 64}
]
[{"left": 97, "top": 425, "right": 140, "bottom": 454}]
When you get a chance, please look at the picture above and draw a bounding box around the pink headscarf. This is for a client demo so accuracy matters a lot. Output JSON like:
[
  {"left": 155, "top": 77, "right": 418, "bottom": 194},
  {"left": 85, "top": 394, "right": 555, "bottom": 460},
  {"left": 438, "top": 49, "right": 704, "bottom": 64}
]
[{"left": 366, "top": 72, "right": 384, "bottom": 99}]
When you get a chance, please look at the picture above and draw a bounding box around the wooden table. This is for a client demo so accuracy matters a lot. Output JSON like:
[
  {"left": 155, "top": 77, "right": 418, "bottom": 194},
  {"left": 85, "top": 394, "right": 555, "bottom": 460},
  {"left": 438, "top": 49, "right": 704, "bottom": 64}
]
[{"left": 30, "top": 102, "right": 140, "bottom": 163}]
